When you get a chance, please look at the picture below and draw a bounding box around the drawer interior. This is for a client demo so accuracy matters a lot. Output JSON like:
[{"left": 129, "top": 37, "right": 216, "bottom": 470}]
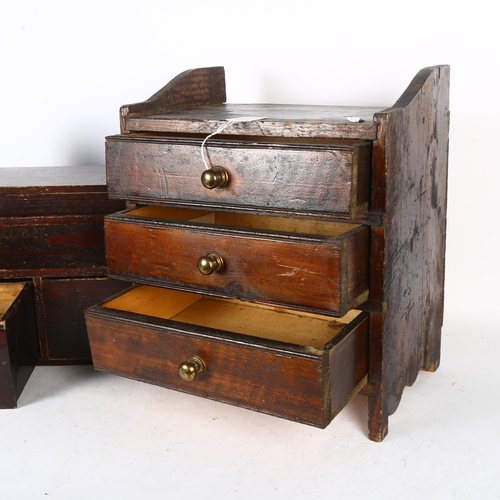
[
  {"left": 126, "top": 205, "right": 359, "bottom": 238},
  {"left": 0, "top": 283, "right": 25, "bottom": 319},
  {"left": 103, "top": 285, "right": 361, "bottom": 349}
]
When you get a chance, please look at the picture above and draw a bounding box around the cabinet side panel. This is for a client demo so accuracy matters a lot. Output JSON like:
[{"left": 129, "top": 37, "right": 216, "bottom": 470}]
[{"left": 375, "top": 66, "right": 450, "bottom": 415}]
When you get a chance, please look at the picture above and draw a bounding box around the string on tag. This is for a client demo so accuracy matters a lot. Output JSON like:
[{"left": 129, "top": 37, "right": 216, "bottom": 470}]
[
  {"left": 201, "top": 120, "right": 236, "bottom": 170},
  {"left": 200, "top": 116, "right": 267, "bottom": 170}
]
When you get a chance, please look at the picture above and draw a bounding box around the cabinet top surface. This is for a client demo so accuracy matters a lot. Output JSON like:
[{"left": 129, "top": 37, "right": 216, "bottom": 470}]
[
  {"left": 123, "top": 103, "right": 385, "bottom": 140},
  {"left": 0, "top": 166, "right": 106, "bottom": 188}
]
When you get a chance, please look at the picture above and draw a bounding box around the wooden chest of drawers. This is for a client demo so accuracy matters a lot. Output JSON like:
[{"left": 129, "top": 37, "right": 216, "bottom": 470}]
[
  {"left": 0, "top": 167, "right": 128, "bottom": 408},
  {"left": 85, "top": 66, "right": 450, "bottom": 441}
]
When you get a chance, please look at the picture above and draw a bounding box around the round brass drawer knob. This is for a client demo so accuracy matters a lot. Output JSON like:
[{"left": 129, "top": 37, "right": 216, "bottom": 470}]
[
  {"left": 179, "top": 356, "right": 206, "bottom": 381},
  {"left": 201, "top": 166, "right": 229, "bottom": 189},
  {"left": 197, "top": 252, "right": 224, "bottom": 275}
]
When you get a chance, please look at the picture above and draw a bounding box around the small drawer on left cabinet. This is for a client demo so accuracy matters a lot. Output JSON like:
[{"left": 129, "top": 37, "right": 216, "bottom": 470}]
[
  {"left": 85, "top": 285, "right": 369, "bottom": 428},
  {"left": 0, "top": 282, "right": 39, "bottom": 408},
  {"left": 105, "top": 206, "right": 370, "bottom": 317}
]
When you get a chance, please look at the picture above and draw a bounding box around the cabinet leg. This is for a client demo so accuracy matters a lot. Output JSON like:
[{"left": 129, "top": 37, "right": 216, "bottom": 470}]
[
  {"left": 367, "top": 312, "right": 388, "bottom": 441},
  {"left": 367, "top": 387, "right": 389, "bottom": 442},
  {"left": 421, "top": 301, "right": 444, "bottom": 372}
]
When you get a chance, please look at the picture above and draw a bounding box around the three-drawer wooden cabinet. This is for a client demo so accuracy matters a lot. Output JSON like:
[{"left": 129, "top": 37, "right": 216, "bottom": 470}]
[{"left": 85, "top": 66, "right": 450, "bottom": 441}]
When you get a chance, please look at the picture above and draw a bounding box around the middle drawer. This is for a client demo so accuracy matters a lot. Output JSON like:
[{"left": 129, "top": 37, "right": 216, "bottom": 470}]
[{"left": 105, "top": 206, "right": 369, "bottom": 316}]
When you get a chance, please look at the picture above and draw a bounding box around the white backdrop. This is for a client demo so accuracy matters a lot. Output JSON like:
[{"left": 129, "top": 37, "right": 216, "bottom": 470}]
[
  {"left": 2, "top": 0, "right": 498, "bottom": 324},
  {"left": 1, "top": 1, "right": 499, "bottom": 498}
]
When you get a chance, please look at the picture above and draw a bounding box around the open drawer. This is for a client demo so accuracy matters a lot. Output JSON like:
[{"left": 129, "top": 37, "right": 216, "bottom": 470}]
[
  {"left": 105, "top": 206, "right": 370, "bottom": 317},
  {"left": 0, "top": 282, "right": 39, "bottom": 408},
  {"left": 85, "top": 285, "right": 368, "bottom": 427}
]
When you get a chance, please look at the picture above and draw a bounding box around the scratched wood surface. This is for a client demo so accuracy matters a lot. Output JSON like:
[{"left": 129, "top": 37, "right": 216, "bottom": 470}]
[
  {"left": 367, "top": 66, "right": 450, "bottom": 441},
  {"left": 106, "top": 135, "right": 372, "bottom": 218},
  {"left": 123, "top": 103, "right": 382, "bottom": 140},
  {"left": 88, "top": 66, "right": 449, "bottom": 441},
  {"left": 119, "top": 66, "right": 381, "bottom": 139}
]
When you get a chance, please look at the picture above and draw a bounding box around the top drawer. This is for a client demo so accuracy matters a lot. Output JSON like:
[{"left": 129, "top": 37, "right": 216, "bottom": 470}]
[{"left": 106, "top": 135, "right": 371, "bottom": 218}]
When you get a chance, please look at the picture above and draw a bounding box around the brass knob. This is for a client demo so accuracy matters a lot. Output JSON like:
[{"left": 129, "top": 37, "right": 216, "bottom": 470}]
[
  {"left": 197, "top": 252, "right": 224, "bottom": 275},
  {"left": 201, "top": 166, "right": 229, "bottom": 189},
  {"left": 179, "top": 356, "right": 206, "bottom": 381}
]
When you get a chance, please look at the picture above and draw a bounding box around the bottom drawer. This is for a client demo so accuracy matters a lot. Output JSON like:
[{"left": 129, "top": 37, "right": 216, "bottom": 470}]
[{"left": 85, "top": 285, "right": 368, "bottom": 427}]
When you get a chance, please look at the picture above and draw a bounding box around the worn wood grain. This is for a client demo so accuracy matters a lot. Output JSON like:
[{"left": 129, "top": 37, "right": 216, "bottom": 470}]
[
  {"left": 86, "top": 286, "right": 369, "bottom": 427},
  {"left": 106, "top": 135, "right": 371, "bottom": 218},
  {"left": 87, "top": 66, "right": 450, "bottom": 440},
  {"left": 0, "top": 215, "right": 107, "bottom": 276},
  {"left": 105, "top": 208, "right": 369, "bottom": 316},
  {"left": 367, "top": 65, "right": 450, "bottom": 441},
  {"left": 120, "top": 67, "right": 226, "bottom": 133},
  {"left": 123, "top": 103, "right": 382, "bottom": 140}
]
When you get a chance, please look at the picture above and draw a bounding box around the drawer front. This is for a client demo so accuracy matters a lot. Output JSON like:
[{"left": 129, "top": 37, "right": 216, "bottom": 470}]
[
  {"left": 106, "top": 136, "right": 371, "bottom": 218},
  {"left": 104, "top": 211, "right": 370, "bottom": 316},
  {"left": 40, "top": 277, "right": 130, "bottom": 364},
  {"left": 85, "top": 287, "right": 369, "bottom": 427}
]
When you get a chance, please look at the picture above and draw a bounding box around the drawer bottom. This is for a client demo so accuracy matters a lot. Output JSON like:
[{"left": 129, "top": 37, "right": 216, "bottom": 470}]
[{"left": 86, "top": 285, "right": 368, "bottom": 427}]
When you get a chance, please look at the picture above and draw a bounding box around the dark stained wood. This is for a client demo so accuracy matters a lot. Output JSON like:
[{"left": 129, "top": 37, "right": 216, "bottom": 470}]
[
  {"left": 369, "top": 226, "right": 385, "bottom": 303},
  {"left": 0, "top": 166, "right": 127, "bottom": 367},
  {"left": 104, "top": 207, "right": 369, "bottom": 316},
  {"left": 0, "top": 282, "right": 39, "bottom": 408},
  {"left": 37, "top": 277, "right": 130, "bottom": 364},
  {"left": 366, "top": 312, "right": 385, "bottom": 440},
  {"left": 106, "top": 135, "right": 372, "bottom": 218},
  {"left": 120, "top": 67, "right": 226, "bottom": 133},
  {"left": 0, "top": 215, "right": 107, "bottom": 276},
  {"left": 87, "top": 66, "right": 449, "bottom": 441},
  {"left": 0, "top": 166, "right": 123, "bottom": 217},
  {"left": 86, "top": 286, "right": 369, "bottom": 427},
  {"left": 367, "top": 65, "right": 450, "bottom": 441},
  {"left": 0, "top": 166, "right": 125, "bottom": 277}
]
